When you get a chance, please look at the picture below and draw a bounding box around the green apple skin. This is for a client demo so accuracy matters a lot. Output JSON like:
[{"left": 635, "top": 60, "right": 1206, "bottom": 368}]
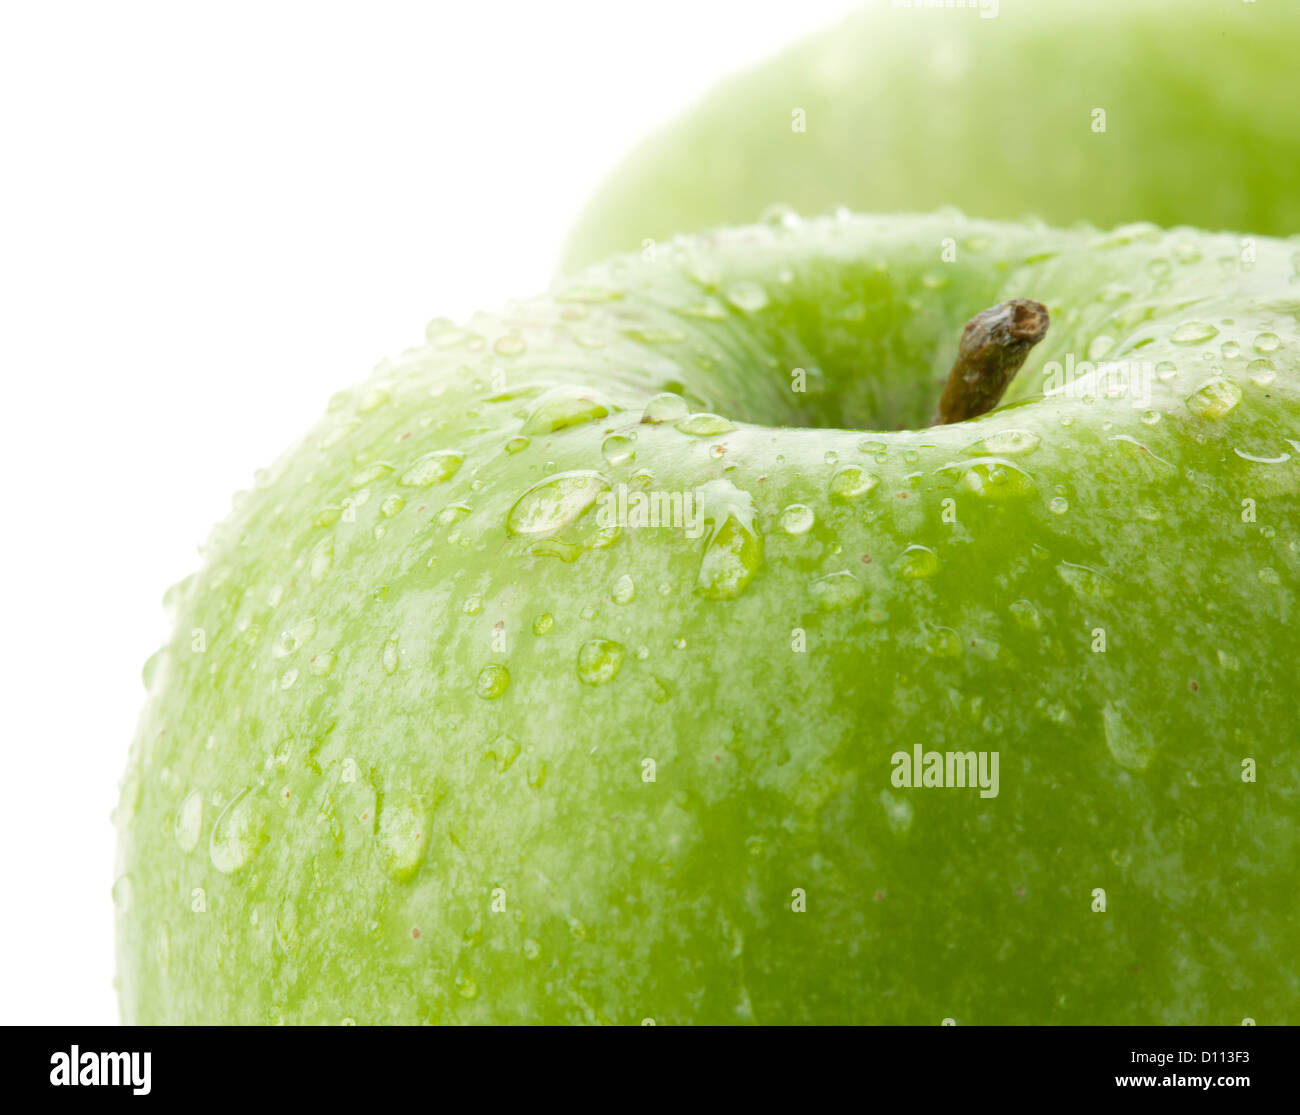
[
  {"left": 563, "top": 0, "right": 1300, "bottom": 272},
  {"left": 117, "top": 212, "right": 1300, "bottom": 1025}
]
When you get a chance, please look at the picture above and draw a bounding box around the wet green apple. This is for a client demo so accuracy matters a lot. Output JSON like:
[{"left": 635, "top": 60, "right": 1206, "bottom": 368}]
[
  {"left": 117, "top": 212, "right": 1300, "bottom": 1024},
  {"left": 564, "top": 0, "right": 1300, "bottom": 270}
]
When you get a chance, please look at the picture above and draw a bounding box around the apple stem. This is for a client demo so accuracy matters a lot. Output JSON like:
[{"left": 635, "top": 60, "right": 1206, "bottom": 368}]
[{"left": 932, "top": 299, "right": 1050, "bottom": 425}]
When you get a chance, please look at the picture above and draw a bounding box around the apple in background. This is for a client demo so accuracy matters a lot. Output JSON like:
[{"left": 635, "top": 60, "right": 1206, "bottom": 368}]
[
  {"left": 117, "top": 212, "right": 1300, "bottom": 1024},
  {"left": 563, "top": 0, "right": 1300, "bottom": 271}
]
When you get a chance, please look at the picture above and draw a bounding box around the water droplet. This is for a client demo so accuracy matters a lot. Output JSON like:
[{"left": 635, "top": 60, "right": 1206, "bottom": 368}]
[
  {"left": 577, "top": 638, "right": 625, "bottom": 685},
  {"left": 278, "top": 667, "right": 299, "bottom": 690},
  {"left": 273, "top": 618, "right": 317, "bottom": 659},
  {"left": 209, "top": 788, "right": 270, "bottom": 874},
  {"left": 879, "top": 790, "right": 913, "bottom": 834},
  {"left": 383, "top": 633, "right": 401, "bottom": 675},
  {"left": 1087, "top": 335, "right": 1115, "bottom": 360},
  {"left": 1217, "top": 649, "right": 1240, "bottom": 672},
  {"left": 376, "top": 793, "right": 430, "bottom": 882},
  {"left": 493, "top": 334, "right": 526, "bottom": 356},
  {"left": 310, "top": 538, "right": 334, "bottom": 581},
  {"left": 485, "top": 734, "right": 521, "bottom": 773},
  {"left": 1057, "top": 562, "right": 1114, "bottom": 598},
  {"left": 1254, "top": 332, "right": 1281, "bottom": 354},
  {"left": 532, "top": 613, "right": 554, "bottom": 635},
  {"left": 521, "top": 386, "right": 617, "bottom": 435},
  {"left": 810, "top": 571, "right": 863, "bottom": 610},
  {"left": 1185, "top": 378, "right": 1241, "bottom": 419},
  {"left": 726, "top": 282, "right": 769, "bottom": 312},
  {"left": 350, "top": 462, "right": 393, "bottom": 488},
  {"left": 1248, "top": 358, "right": 1276, "bottom": 385},
  {"left": 1009, "top": 599, "right": 1041, "bottom": 630},
  {"left": 380, "top": 494, "right": 406, "bottom": 517},
  {"left": 1155, "top": 360, "right": 1177, "bottom": 382},
  {"left": 1103, "top": 702, "right": 1155, "bottom": 772},
  {"left": 1221, "top": 340, "right": 1241, "bottom": 360},
  {"left": 1049, "top": 496, "right": 1069, "bottom": 514},
  {"left": 1140, "top": 410, "right": 1161, "bottom": 426},
  {"left": 309, "top": 649, "right": 337, "bottom": 676},
  {"left": 894, "top": 544, "right": 939, "bottom": 579},
  {"left": 522, "top": 938, "right": 541, "bottom": 960},
  {"left": 1170, "top": 321, "right": 1218, "bottom": 344},
  {"left": 112, "top": 874, "right": 132, "bottom": 912},
  {"left": 174, "top": 791, "right": 203, "bottom": 852},
  {"left": 779, "top": 504, "right": 815, "bottom": 534},
  {"left": 940, "top": 458, "right": 1035, "bottom": 499},
  {"left": 505, "top": 436, "right": 530, "bottom": 454},
  {"left": 399, "top": 450, "right": 464, "bottom": 487},
  {"left": 601, "top": 434, "right": 635, "bottom": 465},
  {"left": 612, "top": 574, "right": 636, "bottom": 604},
  {"left": 640, "top": 392, "right": 690, "bottom": 424},
  {"left": 828, "top": 466, "right": 879, "bottom": 501},
  {"left": 694, "top": 479, "right": 763, "bottom": 600},
  {"left": 679, "top": 297, "right": 727, "bottom": 320},
  {"left": 507, "top": 471, "right": 609, "bottom": 535},
  {"left": 476, "top": 664, "right": 510, "bottom": 700},
  {"left": 675, "top": 413, "right": 736, "bottom": 436},
  {"left": 926, "top": 626, "right": 962, "bottom": 657},
  {"left": 962, "top": 429, "right": 1040, "bottom": 456}
]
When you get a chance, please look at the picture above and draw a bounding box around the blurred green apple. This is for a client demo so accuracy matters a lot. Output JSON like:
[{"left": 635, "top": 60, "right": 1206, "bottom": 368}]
[
  {"left": 564, "top": 0, "right": 1300, "bottom": 271},
  {"left": 117, "top": 212, "right": 1300, "bottom": 1024}
]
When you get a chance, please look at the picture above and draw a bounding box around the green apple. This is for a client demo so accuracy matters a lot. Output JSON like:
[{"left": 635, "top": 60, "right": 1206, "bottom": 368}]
[
  {"left": 117, "top": 211, "right": 1300, "bottom": 1024},
  {"left": 563, "top": 0, "right": 1300, "bottom": 271}
]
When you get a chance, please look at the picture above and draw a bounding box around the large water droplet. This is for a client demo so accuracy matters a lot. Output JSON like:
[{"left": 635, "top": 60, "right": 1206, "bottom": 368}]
[
  {"left": 810, "top": 571, "right": 863, "bottom": 610},
  {"left": 1185, "top": 378, "right": 1241, "bottom": 419},
  {"left": 894, "top": 544, "right": 939, "bottom": 579},
  {"left": 939, "top": 457, "right": 1036, "bottom": 499},
  {"left": 399, "top": 450, "right": 464, "bottom": 487},
  {"left": 828, "top": 466, "right": 879, "bottom": 501},
  {"left": 1103, "top": 702, "right": 1155, "bottom": 772},
  {"left": 779, "top": 504, "right": 815, "bottom": 535},
  {"left": 209, "top": 788, "right": 269, "bottom": 874},
  {"left": 1170, "top": 321, "right": 1219, "bottom": 344},
  {"left": 601, "top": 434, "right": 635, "bottom": 465},
  {"left": 521, "top": 386, "right": 617, "bottom": 435},
  {"left": 506, "top": 471, "right": 610, "bottom": 535},
  {"left": 1056, "top": 562, "right": 1114, "bottom": 598},
  {"left": 476, "top": 664, "right": 510, "bottom": 700},
  {"left": 694, "top": 479, "right": 763, "bottom": 600},
  {"left": 641, "top": 392, "right": 690, "bottom": 424},
  {"left": 376, "top": 794, "right": 431, "bottom": 882},
  {"left": 383, "top": 633, "right": 401, "bottom": 675},
  {"left": 675, "top": 413, "right": 736, "bottom": 436},
  {"left": 577, "top": 638, "right": 625, "bottom": 685},
  {"left": 726, "top": 282, "right": 769, "bottom": 312},
  {"left": 962, "top": 429, "right": 1041, "bottom": 456},
  {"left": 174, "top": 791, "right": 203, "bottom": 852}
]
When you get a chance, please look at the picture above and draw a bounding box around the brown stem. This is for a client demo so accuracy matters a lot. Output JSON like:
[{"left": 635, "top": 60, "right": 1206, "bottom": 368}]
[{"left": 932, "top": 299, "right": 1050, "bottom": 425}]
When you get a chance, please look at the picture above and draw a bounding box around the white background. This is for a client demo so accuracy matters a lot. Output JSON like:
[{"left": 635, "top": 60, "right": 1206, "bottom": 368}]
[{"left": 0, "top": 0, "right": 859, "bottom": 1024}]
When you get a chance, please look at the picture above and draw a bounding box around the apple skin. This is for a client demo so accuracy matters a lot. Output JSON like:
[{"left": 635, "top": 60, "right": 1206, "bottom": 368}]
[
  {"left": 117, "top": 212, "right": 1300, "bottom": 1024},
  {"left": 563, "top": 0, "right": 1300, "bottom": 271}
]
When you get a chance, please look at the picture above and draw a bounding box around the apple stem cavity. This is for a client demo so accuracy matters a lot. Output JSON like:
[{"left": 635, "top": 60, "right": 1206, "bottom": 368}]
[{"left": 932, "top": 299, "right": 1050, "bottom": 425}]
